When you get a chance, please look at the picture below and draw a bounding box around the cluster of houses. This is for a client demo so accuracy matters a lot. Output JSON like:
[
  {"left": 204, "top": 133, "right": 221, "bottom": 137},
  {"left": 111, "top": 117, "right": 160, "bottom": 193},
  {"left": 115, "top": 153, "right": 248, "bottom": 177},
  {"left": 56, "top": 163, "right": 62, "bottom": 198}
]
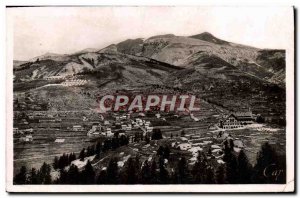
[
  {"left": 115, "top": 114, "right": 153, "bottom": 132},
  {"left": 13, "top": 127, "right": 34, "bottom": 142},
  {"left": 61, "top": 79, "right": 88, "bottom": 87},
  {"left": 133, "top": 118, "right": 153, "bottom": 133},
  {"left": 87, "top": 122, "right": 113, "bottom": 137},
  {"left": 44, "top": 76, "right": 67, "bottom": 80},
  {"left": 13, "top": 94, "right": 48, "bottom": 111},
  {"left": 87, "top": 113, "right": 154, "bottom": 138}
]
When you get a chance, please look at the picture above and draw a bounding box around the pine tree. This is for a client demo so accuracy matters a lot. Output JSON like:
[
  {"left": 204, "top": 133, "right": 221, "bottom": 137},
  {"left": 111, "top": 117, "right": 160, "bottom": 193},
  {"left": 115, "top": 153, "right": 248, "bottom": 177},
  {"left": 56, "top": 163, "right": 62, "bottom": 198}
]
[
  {"left": 204, "top": 166, "right": 215, "bottom": 184},
  {"left": 123, "top": 157, "right": 138, "bottom": 184},
  {"left": 81, "top": 160, "right": 95, "bottom": 184},
  {"left": 14, "top": 166, "right": 27, "bottom": 184},
  {"left": 215, "top": 165, "right": 226, "bottom": 184},
  {"left": 58, "top": 169, "right": 68, "bottom": 184},
  {"left": 141, "top": 160, "right": 151, "bottom": 184},
  {"left": 87, "top": 146, "right": 91, "bottom": 156},
  {"left": 224, "top": 150, "right": 238, "bottom": 184},
  {"left": 157, "top": 146, "right": 164, "bottom": 156},
  {"left": 253, "top": 142, "right": 285, "bottom": 183},
  {"left": 53, "top": 156, "right": 59, "bottom": 169},
  {"left": 39, "top": 162, "right": 52, "bottom": 184},
  {"left": 163, "top": 146, "right": 171, "bottom": 159},
  {"left": 152, "top": 128, "right": 162, "bottom": 140},
  {"left": 180, "top": 130, "right": 185, "bottom": 137},
  {"left": 150, "top": 160, "right": 158, "bottom": 184},
  {"left": 96, "top": 170, "right": 108, "bottom": 184},
  {"left": 29, "top": 168, "right": 39, "bottom": 184},
  {"left": 79, "top": 148, "right": 85, "bottom": 161},
  {"left": 67, "top": 164, "right": 80, "bottom": 184},
  {"left": 192, "top": 151, "right": 207, "bottom": 183},
  {"left": 237, "top": 150, "right": 253, "bottom": 183},
  {"left": 106, "top": 158, "right": 119, "bottom": 184},
  {"left": 95, "top": 142, "right": 102, "bottom": 158},
  {"left": 158, "top": 156, "right": 169, "bottom": 184}
]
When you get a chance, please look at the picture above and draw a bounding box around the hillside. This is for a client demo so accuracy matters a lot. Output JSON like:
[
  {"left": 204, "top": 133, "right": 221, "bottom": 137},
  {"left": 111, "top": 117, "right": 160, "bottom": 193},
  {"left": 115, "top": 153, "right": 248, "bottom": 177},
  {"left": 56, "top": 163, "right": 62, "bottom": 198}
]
[
  {"left": 13, "top": 51, "right": 181, "bottom": 91},
  {"left": 13, "top": 32, "right": 286, "bottom": 124},
  {"left": 98, "top": 32, "right": 285, "bottom": 86}
]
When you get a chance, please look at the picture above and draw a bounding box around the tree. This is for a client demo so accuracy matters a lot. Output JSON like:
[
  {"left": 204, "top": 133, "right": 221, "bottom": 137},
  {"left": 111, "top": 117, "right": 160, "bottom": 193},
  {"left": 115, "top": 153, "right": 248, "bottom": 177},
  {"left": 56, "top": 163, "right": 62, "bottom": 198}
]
[
  {"left": 67, "top": 164, "right": 80, "bottom": 184},
  {"left": 204, "top": 166, "right": 215, "bottom": 184},
  {"left": 141, "top": 160, "right": 151, "bottom": 184},
  {"left": 158, "top": 156, "right": 169, "bottom": 184},
  {"left": 58, "top": 169, "right": 68, "bottom": 184},
  {"left": 253, "top": 142, "right": 285, "bottom": 183},
  {"left": 69, "top": 153, "right": 76, "bottom": 164},
  {"left": 152, "top": 128, "right": 163, "bottom": 140},
  {"left": 14, "top": 166, "right": 27, "bottom": 184},
  {"left": 29, "top": 168, "right": 39, "bottom": 184},
  {"left": 256, "top": 115, "right": 265, "bottom": 123},
  {"left": 106, "top": 158, "right": 119, "bottom": 184},
  {"left": 215, "top": 165, "right": 226, "bottom": 184},
  {"left": 150, "top": 160, "right": 158, "bottom": 184},
  {"left": 191, "top": 151, "right": 208, "bottom": 183},
  {"left": 163, "top": 146, "right": 171, "bottom": 159},
  {"left": 95, "top": 142, "right": 102, "bottom": 158},
  {"left": 207, "top": 148, "right": 212, "bottom": 156},
  {"left": 180, "top": 130, "right": 185, "bottom": 137},
  {"left": 81, "top": 160, "right": 95, "bottom": 184},
  {"left": 237, "top": 150, "right": 253, "bottom": 183},
  {"left": 145, "top": 135, "right": 150, "bottom": 144},
  {"left": 223, "top": 148, "right": 238, "bottom": 184},
  {"left": 53, "top": 156, "right": 59, "bottom": 169},
  {"left": 174, "top": 157, "right": 189, "bottom": 184},
  {"left": 39, "top": 162, "right": 52, "bottom": 184},
  {"left": 157, "top": 146, "right": 164, "bottom": 156},
  {"left": 97, "top": 170, "right": 108, "bottom": 184},
  {"left": 122, "top": 157, "right": 139, "bottom": 184},
  {"left": 120, "top": 135, "right": 129, "bottom": 146},
  {"left": 111, "top": 137, "right": 120, "bottom": 150},
  {"left": 103, "top": 139, "right": 112, "bottom": 151},
  {"left": 79, "top": 148, "right": 85, "bottom": 161}
]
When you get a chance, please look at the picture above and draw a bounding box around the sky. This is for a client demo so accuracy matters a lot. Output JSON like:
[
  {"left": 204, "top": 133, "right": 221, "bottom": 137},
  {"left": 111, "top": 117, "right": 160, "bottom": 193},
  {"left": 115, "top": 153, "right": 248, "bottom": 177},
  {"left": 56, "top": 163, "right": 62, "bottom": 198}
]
[{"left": 7, "top": 6, "right": 294, "bottom": 61}]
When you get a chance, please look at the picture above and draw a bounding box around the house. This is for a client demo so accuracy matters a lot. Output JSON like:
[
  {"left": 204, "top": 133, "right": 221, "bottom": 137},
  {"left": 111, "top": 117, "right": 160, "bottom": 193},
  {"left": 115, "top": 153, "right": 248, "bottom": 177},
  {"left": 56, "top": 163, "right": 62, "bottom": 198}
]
[
  {"left": 177, "top": 143, "right": 192, "bottom": 151},
  {"left": 20, "top": 135, "right": 33, "bottom": 142},
  {"left": 13, "top": 128, "right": 19, "bottom": 134},
  {"left": 73, "top": 125, "right": 83, "bottom": 131},
  {"left": 106, "top": 128, "right": 113, "bottom": 137},
  {"left": 146, "top": 126, "right": 153, "bottom": 132},
  {"left": 121, "top": 125, "right": 127, "bottom": 130},
  {"left": 220, "top": 111, "right": 254, "bottom": 129}
]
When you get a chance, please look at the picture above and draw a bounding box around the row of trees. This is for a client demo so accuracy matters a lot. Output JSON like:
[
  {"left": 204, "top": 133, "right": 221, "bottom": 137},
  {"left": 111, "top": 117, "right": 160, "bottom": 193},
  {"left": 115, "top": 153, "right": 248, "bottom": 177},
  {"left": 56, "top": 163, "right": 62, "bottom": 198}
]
[
  {"left": 14, "top": 162, "right": 52, "bottom": 184},
  {"left": 53, "top": 153, "right": 76, "bottom": 170},
  {"left": 14, "top": 140, "right": 285, "bottom": 185}
]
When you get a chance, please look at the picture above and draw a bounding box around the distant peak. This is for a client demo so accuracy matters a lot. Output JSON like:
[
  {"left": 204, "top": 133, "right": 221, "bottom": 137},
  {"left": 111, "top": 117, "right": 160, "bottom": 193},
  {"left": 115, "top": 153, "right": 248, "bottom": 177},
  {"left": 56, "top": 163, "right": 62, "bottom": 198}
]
[
  {"left": 199, "top": 32, "right": 214, "bottom": 36},
  {"left": 189, "top": 32, "right": 229, "bottom": 45}
]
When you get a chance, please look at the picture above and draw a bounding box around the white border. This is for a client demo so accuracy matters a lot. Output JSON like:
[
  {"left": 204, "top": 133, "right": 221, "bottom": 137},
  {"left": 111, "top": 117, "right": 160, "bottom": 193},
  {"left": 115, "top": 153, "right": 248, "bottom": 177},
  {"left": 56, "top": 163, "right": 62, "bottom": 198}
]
[{"left": 5, "top": 6, "right": 295, "bottom": 193}]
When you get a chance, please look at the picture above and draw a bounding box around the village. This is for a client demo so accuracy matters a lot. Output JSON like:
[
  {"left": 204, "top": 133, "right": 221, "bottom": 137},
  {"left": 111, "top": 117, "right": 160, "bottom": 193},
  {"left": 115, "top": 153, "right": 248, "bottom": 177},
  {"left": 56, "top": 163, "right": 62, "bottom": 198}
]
[{"left": 13, "top": 89, "right": 286, "bottom": 180}]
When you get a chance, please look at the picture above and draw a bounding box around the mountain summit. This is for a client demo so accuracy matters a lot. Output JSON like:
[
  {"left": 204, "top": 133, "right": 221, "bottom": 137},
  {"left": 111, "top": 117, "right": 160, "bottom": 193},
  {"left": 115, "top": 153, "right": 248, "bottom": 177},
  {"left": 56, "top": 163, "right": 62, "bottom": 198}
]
[{"left": 189, "top": 32, "right": 229, "bottom": 45}]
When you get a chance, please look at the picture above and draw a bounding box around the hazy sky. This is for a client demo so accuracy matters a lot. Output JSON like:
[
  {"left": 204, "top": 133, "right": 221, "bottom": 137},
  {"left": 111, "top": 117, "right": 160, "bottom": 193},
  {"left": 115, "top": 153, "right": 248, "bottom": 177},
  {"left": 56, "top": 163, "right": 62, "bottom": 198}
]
[{"left": 7, "top": 6, "right": 293, "bottom": 61}]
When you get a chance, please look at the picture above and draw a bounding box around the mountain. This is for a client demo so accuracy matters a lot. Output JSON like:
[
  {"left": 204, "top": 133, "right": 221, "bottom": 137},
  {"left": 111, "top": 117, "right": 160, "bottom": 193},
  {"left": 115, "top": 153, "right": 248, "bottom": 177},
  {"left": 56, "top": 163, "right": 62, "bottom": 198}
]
[
  {"left": 13, "top": 32, "right": 286, "bottom": 123},
  {"left": 99, "top": 32, "right": 285, "bottom": 86},
  {"left": 13, "top": 51, "right": 181, "bottom": 88}
]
